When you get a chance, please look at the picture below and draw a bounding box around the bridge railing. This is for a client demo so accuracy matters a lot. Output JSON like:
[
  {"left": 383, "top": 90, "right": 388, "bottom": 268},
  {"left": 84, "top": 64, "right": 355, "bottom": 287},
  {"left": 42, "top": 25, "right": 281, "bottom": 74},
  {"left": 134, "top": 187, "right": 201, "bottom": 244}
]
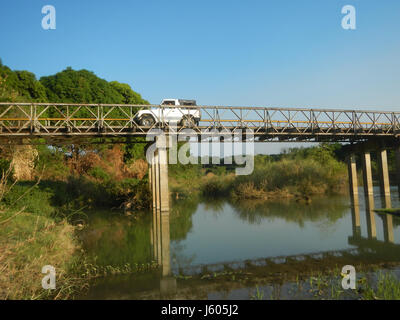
[{"left": 0, "top": 103, "right": 399, "bottom": 139}]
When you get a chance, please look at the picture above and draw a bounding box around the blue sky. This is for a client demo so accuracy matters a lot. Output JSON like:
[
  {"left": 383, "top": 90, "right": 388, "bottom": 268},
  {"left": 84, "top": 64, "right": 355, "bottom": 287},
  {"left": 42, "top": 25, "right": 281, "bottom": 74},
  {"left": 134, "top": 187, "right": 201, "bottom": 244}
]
[
  {"left": 1, "top": 0, "right": 399, "bottom": 108},
  {"left": 1, "top": 1, "right": 399, "bottom": 153}
]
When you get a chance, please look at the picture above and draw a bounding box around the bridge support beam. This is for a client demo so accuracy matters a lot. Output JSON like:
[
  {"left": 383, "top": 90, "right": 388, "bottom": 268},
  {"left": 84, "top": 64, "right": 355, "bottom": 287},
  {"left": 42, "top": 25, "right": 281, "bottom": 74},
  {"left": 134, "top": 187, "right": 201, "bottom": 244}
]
[
  {"left": 161, "top": 211, "right": 171, "bottom": 277},
  {"left": 149, "top": 137, "right": 174, "bottom": 296},
  {"left": 377, "top": 149, "right": 391, "bottom": 208},
  {"left": 361, "top": 151, "right": 374, "bottom": 210},
  {"left": 383, "top": 214, "right": 394, "bottom": 243},
  {"left": 359, "top": 151, "right": 377, "bottom": 239},
  {"left": 158, "top": 147, "right": 170, "bottom": 212},
  {"left": 350, "top": 205, "right": 361, "bottom": 238},
  {"left": 395, "top": 147, "right": 400, "bottom": 197},
  {"left": 347, "top": 154, "right": 359, "bottom": 206},
  {"left": 150, "top": 143, "right": 170, "bottom": 212}
]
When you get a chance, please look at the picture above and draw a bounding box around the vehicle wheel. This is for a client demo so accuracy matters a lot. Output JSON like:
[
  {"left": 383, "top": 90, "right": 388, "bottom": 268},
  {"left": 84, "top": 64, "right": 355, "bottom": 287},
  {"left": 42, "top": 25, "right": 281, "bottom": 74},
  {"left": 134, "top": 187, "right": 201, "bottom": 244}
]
[
  {"left": 181, "top": 115, "right": 194, "bottom": 127},
  {"left": 140, "top": 115, "right": 155, "bottom": 127}
]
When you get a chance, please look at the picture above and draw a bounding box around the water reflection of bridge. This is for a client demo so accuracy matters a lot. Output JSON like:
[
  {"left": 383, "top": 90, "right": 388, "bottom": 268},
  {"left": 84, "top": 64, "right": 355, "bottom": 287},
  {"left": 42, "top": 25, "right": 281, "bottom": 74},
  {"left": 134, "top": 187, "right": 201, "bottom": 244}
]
[{"left": 149, "top": 193, "right": 400, "bottom": 297}]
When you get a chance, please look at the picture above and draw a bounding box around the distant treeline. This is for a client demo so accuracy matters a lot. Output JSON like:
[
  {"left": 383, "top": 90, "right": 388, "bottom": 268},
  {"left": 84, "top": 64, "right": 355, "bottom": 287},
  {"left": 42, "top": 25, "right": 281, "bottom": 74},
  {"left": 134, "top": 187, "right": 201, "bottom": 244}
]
[{"left": 0, "top": 58, "right": 148, "bottom": 104}]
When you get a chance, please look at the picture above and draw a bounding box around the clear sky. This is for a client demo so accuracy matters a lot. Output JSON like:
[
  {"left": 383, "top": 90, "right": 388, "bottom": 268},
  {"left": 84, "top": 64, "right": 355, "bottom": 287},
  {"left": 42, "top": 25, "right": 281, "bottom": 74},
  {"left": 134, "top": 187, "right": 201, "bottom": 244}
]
[{"left": 1, "top": 0, "right": 399, "bottom": 153}]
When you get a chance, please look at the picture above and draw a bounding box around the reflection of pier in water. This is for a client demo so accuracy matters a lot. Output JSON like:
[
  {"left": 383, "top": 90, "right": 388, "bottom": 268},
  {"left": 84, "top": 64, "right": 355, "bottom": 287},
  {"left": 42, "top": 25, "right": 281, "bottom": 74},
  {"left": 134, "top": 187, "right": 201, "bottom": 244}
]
[
  {"left": 151, "top": 206, "right": 177, "bottom": 296},
  {"left": 141, "top": 199, "right": 400, "bottom": 299},
  {"left": 149, "top": 192, "right": 400, "bottom": 298}
]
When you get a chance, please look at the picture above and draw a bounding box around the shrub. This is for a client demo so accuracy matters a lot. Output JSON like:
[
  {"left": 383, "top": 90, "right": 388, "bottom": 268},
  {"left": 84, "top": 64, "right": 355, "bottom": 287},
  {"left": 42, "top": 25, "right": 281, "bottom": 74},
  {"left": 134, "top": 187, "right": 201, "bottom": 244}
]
[{"left": 88, "top": 166, "right": 110, "bottom": 181}]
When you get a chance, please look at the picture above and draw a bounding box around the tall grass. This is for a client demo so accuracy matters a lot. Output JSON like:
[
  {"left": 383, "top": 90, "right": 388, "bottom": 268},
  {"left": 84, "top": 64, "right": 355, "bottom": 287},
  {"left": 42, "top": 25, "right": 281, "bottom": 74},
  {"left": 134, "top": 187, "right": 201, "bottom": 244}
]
[
  {"left": 232, "top": 157, "right": 346, "bottom": 200},
  {"left": 169, "top": 145, "right": 347, "bottom": 202},
  {"left": 0, "top": 212, "right": 84, "bottom": 299},
  {"left": 0, "top": 165, "right": 86, "bottom": 299},
  {"left": 363, "top": 272, "right": 400, "bottom": 300}
]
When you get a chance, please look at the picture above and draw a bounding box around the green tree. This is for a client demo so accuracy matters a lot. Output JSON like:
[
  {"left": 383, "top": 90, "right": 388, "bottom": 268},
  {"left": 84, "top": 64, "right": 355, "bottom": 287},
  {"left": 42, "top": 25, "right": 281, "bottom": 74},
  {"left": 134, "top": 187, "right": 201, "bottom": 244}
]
[
  {"left": 110, "top": 81, "right": 148, "bottom": 104},
  {"left": 0, "top": 63, "right": 47, "bottom": 102}
]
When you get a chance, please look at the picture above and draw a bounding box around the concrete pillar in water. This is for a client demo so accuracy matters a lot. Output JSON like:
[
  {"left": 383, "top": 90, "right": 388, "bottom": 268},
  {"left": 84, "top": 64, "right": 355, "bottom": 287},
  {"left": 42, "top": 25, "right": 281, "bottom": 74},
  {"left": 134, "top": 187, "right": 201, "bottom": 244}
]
[
  {"left": 347, "top": 154, "right": 359, "bottom": 206},
  {"left": 350, "top": 205, "right": 361, "bottom": 238},
  {"left": 153, "top": 150, "right": 162, "bottom": 264},
  {"left": 395, "top": 147, "right": 400, "bottom": 196},
  {"left": 149, "top": 155, "right": 152, "bottom": 192},
  {"left": 157, "top": 139, "right": 169, "bottom": 212},
  {"left": 364, "top": 205, "right": 376, "bottom": 239},
  {"left": 152, "top": 206, "right": 159, "bottom": 262},
  {"left": 361, "top": 152, "right": 376, "bottom": 239},
  {"left": 383, "top": 214, "right": 394, "bottom": 243},
  {"left": 161, "top": 211, "right": 171, "bottom": 277},
  {"left": 154, "top": 150, "right": 161, "bottom": 212},
  {"left": 361, "top": 151, "right": 374, "bottom": 209},
  {"left": 151, "top": 154, "right": 156, "bottom": 210},
  {"left": 377, "top": 149, "right": 391, "bottom": 208},
  {"left": 149, "top": 156, "right": 154, "bottom": 258},
  {"left": 149, "top": 136, "right": 174, "bottom": 295},
  {"left": 156, "top": 212, "right": 162, "bottom": 266}
]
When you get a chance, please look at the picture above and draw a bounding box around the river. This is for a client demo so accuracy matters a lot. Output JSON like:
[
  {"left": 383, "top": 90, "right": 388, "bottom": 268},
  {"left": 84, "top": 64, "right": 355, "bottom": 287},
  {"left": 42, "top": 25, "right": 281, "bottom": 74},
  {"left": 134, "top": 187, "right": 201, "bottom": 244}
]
[{"left": 78, "top": 186, "right": 400, "bottom": 299}]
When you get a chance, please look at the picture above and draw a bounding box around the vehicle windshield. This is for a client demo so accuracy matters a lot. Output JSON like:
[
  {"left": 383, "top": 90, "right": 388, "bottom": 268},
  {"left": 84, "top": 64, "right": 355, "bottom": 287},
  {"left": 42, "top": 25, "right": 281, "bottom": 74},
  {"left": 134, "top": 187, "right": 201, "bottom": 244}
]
[{"left": 161, "top": 100, "right": 175, "bottom": 105}]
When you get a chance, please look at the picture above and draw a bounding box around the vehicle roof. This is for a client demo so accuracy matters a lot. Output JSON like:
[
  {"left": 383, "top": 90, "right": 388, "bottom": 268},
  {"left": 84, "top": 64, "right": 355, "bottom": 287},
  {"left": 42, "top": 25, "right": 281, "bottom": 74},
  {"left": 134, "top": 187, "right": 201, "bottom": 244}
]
[{"left": 161, "top": 98, "right": 197, "bottom": 105}]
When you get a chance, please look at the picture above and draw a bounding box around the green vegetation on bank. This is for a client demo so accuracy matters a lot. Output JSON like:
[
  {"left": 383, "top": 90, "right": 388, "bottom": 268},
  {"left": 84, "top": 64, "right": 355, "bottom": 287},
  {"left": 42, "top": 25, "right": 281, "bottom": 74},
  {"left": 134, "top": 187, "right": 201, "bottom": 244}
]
[
  {"left": 247, "top": 270, "right": 400, "bottom": 300},
  {"left": 169, "top": 143, "right": 348, "bottom": 202},
  {"left": 375, "top": 208, "right": 400, "bottom": 216},
  {"left": 0, "top": 60, "right": 152, "bottom": 299}
]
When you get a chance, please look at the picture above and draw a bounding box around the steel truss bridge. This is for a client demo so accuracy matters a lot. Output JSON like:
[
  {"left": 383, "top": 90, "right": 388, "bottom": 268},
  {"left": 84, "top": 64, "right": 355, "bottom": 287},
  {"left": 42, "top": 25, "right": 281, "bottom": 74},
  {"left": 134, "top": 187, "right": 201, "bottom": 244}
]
[{"left": 0, "top": 102, "right": 399, "bottom": 144}]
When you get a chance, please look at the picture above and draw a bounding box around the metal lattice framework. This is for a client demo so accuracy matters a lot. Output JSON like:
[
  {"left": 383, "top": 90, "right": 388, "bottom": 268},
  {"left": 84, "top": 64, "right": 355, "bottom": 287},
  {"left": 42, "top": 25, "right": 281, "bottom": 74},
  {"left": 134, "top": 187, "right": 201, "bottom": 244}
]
[{"left": 0, "top": 102, "right": 399, "bottom": 143}]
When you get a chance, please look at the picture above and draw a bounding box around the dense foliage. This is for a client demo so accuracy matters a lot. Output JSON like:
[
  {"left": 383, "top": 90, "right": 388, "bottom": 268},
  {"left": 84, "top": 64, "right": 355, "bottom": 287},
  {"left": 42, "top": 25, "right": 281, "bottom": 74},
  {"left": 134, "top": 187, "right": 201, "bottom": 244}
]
[
  {"left": 0, "top": 59, "right": 148, "bottom": 105},
  {"left": 0, "top": 60, "right": 47, "bottom": 102},
  {"left": 0, "top": 60, "right": 151, "bottom": 212}
]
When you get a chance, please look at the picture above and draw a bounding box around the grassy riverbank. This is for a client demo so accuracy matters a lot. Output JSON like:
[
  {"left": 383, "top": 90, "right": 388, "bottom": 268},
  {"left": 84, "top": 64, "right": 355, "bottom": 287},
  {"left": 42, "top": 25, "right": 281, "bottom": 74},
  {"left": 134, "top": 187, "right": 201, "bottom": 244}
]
[
  {"left": 0, "top": 142, "right": 357, "bottom": 299},
  {"left": 0, "top": 208, "right": 84, "bottom": 299},
  {"left": 0, "top": 145, "right": 152, "bottom": 299},
  {"left": 0, "top": 169, "right": 85, "bottom": 299},
  {"left": 0, "top": 177, "right": 155, "bottom": 299},
  {"left": 248, "top": 270, "right": 400, "bottom": 300}
]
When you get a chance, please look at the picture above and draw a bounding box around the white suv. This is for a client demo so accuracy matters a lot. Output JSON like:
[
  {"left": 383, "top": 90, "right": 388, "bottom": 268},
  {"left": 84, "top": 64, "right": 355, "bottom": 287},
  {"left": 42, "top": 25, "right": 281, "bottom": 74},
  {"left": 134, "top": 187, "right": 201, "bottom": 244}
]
[{"left": 135, "top": 99, "right": 201, "bottom": 127}]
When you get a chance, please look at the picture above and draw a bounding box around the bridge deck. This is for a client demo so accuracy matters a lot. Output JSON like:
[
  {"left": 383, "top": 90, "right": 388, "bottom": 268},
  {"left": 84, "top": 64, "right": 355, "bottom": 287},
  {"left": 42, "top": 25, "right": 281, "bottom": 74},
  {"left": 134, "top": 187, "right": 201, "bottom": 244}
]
[{"left": 1, "top": 103, "right": 399, "bottom": 143}]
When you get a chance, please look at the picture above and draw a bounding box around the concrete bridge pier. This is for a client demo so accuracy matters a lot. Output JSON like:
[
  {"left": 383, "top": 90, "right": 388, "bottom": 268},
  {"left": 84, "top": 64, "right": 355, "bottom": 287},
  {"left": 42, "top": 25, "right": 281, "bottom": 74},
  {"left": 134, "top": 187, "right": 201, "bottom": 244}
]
[
  {"left": 377, "top": 149, "right": 392, "bottom": 208},
  {"left": 361, "top": 152, "right": 375, "bottom": 209},
  {"left": 360, "top": 151, "right": 377, "bottom": 239},
  {"left": 383, "top": 214, "right": 394, "bottom": 243},
  {"left": 347, "top": 154, "right": 359, "bottom": 206},
  {"left": 347, "top": 154, "right": 364, "bottom": 240},
  {"left": 365, "top": 204, "right": 377, "bottom": 240},
  {"left": 148, "top": 137, "right": 176, "bottom": 296},
  {"left": 395, "top": 147, "right": 400, "bottom": 196},
  {"left": 149, "top": 137, "right": 170, "bottom": 213},
  {"left": 350, "top": 205, "right": 361, "bottom": 238},
  {"left": 151, "top": 205, "right": 176, "bottom": 296}
]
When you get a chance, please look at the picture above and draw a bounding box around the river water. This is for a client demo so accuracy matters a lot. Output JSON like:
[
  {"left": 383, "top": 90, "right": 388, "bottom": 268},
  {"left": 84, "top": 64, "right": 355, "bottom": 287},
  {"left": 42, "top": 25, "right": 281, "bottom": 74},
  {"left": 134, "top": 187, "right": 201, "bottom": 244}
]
[{"left": 79, "top": 186, "right": 400, "bottom": 299}]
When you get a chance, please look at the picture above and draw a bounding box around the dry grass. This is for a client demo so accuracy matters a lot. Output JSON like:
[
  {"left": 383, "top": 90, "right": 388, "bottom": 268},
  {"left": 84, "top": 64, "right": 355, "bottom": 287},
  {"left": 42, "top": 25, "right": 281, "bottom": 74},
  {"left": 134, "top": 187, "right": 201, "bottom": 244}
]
[
  {"left": 232, "top": 182, "right": 268, "bottom": 200},
  {"left": 127, "top": 159, "right": 148, "bottom": 180},
  {"left": 10, "top": 145, "right": 38, "bottom": 181},
  {"left": 0, "top": 164, "right": 86, "bottom": 299},
  {"left": 0, "top": 213, "right": 83, "bottom": 299}
]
